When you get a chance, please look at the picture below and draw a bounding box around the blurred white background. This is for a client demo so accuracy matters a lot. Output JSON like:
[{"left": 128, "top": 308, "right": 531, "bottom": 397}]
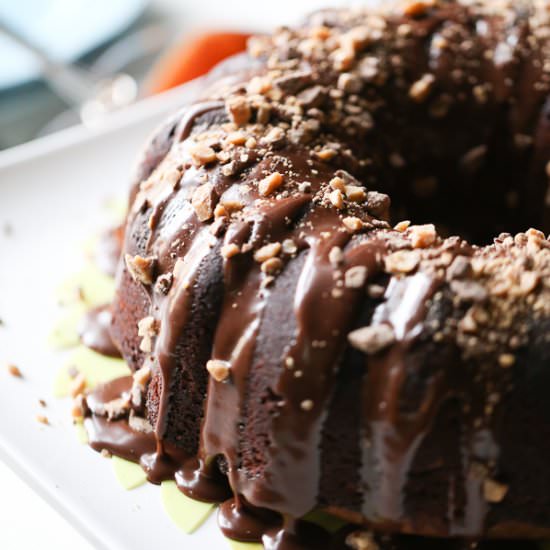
[{"left": 0, "top": 1, "right": 367, "bottom": 548}]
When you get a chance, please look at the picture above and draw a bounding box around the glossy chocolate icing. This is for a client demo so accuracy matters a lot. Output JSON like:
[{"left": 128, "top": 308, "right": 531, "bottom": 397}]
[
  {"left": 78, "top": 305, "right": 121, "bottom": 358},
  {"left": 87, "top": 1, "right": 550, "bottom": 548}
]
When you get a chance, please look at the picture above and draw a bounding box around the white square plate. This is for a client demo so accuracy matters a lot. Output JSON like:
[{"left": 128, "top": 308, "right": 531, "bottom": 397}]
[{"left": 0, "top": 81, "right": 233, "bottom": 550}]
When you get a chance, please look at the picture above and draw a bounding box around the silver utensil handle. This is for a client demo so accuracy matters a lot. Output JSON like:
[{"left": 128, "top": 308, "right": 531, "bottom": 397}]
[{"left": 0, "top": 18, "right": 97, "bottom": 105}]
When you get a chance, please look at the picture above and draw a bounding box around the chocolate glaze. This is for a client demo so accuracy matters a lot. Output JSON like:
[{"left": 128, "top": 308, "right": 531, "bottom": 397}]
[
  {"left": 78, "top": 305, "right": 121, "bottom": 358},
  {"left": 94, "top": 1, "right": 550, "bottom": 548}
]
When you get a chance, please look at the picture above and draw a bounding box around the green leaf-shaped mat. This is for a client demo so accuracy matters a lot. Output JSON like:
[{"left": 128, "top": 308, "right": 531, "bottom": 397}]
[
  {"left": 112, "top": 456, "right": 147, "bottom": 490},
  {"left": 56, "top": 264, "right": 115, "bottom": 307},
  {"left": 48, "top": 302, "right": 87, "bottom": 350},
  {"left": 53, "top": 346, "right": 130, "bottom": 398},
  {"left": 161, "top": 481, "right": 215, "bottom": 535}
]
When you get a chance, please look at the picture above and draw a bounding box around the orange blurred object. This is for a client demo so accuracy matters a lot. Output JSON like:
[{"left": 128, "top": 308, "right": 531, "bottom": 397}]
[{"left": 144, "top": 31, "right": 251, "bottom": 95}]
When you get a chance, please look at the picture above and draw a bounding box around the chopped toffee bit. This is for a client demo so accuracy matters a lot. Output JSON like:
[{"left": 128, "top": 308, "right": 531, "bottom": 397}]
[
  {"left": 206, "top": 359, "right": 231, "bottom": 382},
  {"left": 300, "top": 399, "right": 314, "bottom": 411},
  {"left": 189, "top": 143, "right": 217, "bottom": 166},
  {"left": 191, "top": 183, "right": 215, "bottom": 221},
  {"left": 36, "top": 415, "right": 49, "bottom": 426},
  {"left": 69, "top": 373, "right": 87, "bottom": 398},
  {"left": 409, "top": 224, "right": 436, "bottom": 249},
  {"left": 226, "top": 96, "right": 252, "bottom": 126},
  {"left": 254, "top": 242, "right": 282, "bottom": 263},
  {"left": 282, "top": 239, "right": 298, "bottom": 255},
  {"left": 261, "top": 257, "right": 283, "bottom": 275},
  {"left": 7, "top": 364, "right": 22, "bottom": 378},
  {"left": 348, "top": 324, "right": 396, "bottom": 354},
  {"left": 128, "top": 411, "right": 154, "bottom": 434},
  {"left": 342, "top": 216, "right": 364, "bottom": 232},
  {"left": 155, "top": 273, "right": 174, "bottom": 295},
  {"left": 259, "top": 172, "right": 284, "bottom": 196},
  {"left": 345, "top": 530, "right": 380, "bottom": 550},
  {"left": 385, "top": 250, "right": 420, "bottom": 274},
  {"left": 498, "top": 353, "right": 516, "bottom": 368},
  {"left": 104, "top": 397, "right": 131, "bottom": 420},
  {"left": 345, "top": 185, "right": 367, "bottom": 203},
  {"left": 450, "top": 280, "right": 488, "bottom": 303},
  {"left": 125, "top": 254, "right": 156, "bottom": 285},
  {"left": 483, "top": 479, "right": 509, "bottom": 503},
  {"left": 72, "top": 396, "right": 85, "bottom": 419},
  {"left": 221, "top": 243, "right": 241, "bottom": 259},
  {"left": 345, "top": 265, "right": 368, "bottom": 288},
  {"left": 329, "top": 176, "right": 346, "bottom": 191},
  {"left": 133, "top": 365, "right": 152, "bottom": 387},
  {"left": 329, "top": 189, "right": 345, "bottom": 209},
  {"left": 329, "top": 246, "right": 345, "bottom": 267},
  {"left": 409, "top": 73, "right": 436, "bottom": 102},
  {"left": 137, "top": 316, "right": 160, "bottom": 353},
  {"left": 394, "top": 220, "right": 411, "bottom": 232}
]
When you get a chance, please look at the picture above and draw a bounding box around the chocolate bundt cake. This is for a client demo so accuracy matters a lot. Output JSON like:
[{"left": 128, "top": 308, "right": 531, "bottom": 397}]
[{"left": 84, "top": 0, "right": 550, "bottom": 546}]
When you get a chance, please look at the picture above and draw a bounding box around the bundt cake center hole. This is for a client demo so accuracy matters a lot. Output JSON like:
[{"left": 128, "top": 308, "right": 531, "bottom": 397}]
[{"left": 386, "top": 169, "right": 547, "bottom": 245}]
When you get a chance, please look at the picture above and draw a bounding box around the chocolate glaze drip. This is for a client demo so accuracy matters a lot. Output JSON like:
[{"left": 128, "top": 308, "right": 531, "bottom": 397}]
[
  {"left": 93, "top": 1, "right": 550, "bottom": 548},
  {"left": 78, "top": 305, "right": 121, "bottom": 358}
]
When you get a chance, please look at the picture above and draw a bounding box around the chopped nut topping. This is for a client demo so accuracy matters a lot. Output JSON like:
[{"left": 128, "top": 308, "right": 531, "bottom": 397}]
[
  {"left": 450, "top": 280, "right": 488, "bottom": 303},
  {"left": 483, "top": 479, "right": 509, "bottom": 503},
  {"left": 261, "top": 257, "right": 284, "bottom": 275},
  {"left": 221, "top": 243, "right": 241, "bottom": 259},
  {"left": 337, "top": 72, "right": 363, "bottom": 93},
  {"left": 329, "top": 176, "right": 346, "bottom": 192},
  {"left": 7, "top": 364, "right": 22, "bottom": 378},
  {"left": 282, "top": 239, "right": 298, "bottom": 255},
  {"left": 403, "top": 0, "right": 435, "bottom": 17},
  {"left": 254, "top": 242, "right": 282, "bottom": 263},
  {"left": 133, "top": 365, "right": 151, "bottom": 387},
  {"left": 259, "top": 172, "right": 284, "bottom": 196},
  {"left": 348, "top": 324, "right": 396, "bottom": 354},
  {"left": 191, "top": 183, "right": 215, "bottom": 222},
  {"left": 226, "top": 96, "right": 251, "bottom": 126},
  {"left": 409, "top": 223, "right": 437, "bottom": 248},
  {"left": 125, "top": 254, "right": 156, "bottom": 285},
  {"left": 36, "top": 415, "right": 49, "bottom": 426},
  {"left": 329, "top": 189, "right": 345, "bottom": 209},
  {"left": 71, "top": 396, "right": 85, "bottom": 419},
  {"left": 220, "top": 199, "right": 244, "bottom": 214},
  {"left": 189, "top": 143, "right": 217, "bottom": 166},
  {"left": 226, "top": 131, "right": 247, "bottom": 145},
  {"left": 342, "top": 216, "right": 364, "bottom": 232},
  {"left": 394, "top": 220, "right": 411, "bottom": 232},
  {"left": 103, "top": 397, "right": 131, "bottom": 420},
  {"left": 300, "top": 399, "right": 314, "bottom": 411},
  {"left": 137, "top": 316, "right": 159, "bottom": 353},
  {"left": 329, "top": 246, "right": 345, "bottom": 267},
  {"left": 346, "top": 530, "right": 379, "bottom": 550},
  {"left": 206, "top": 359, "right": 231, "bottom": 382},
  {"left": 345, "top": 185, "right": 367, "bottom": 203},
  {"left": 155, "top": 272, "right": 174, "bottom": 295},
  {"left": 498, "top": 353, "right": 515, "bottom": 368},
  {"left": 409, "top": 73, "right": 436, "bottom": 102},
  {"left": 345, "top": 266, "right": 368, "bottom": 288},
  {"left": 385, "top": 250, "right": 420, "bottom": 274},
  {"left": 316, "top": 148, "right": 338, "bottom": 161},
  {"left": 69, "top": 373, "right": 87, "bottom": 398},
  {"left": 128, "top": 411, "right": 153, "bottom": 434}
]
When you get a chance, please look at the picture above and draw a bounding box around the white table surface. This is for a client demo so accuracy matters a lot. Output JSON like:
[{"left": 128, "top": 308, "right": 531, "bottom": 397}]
[{"left": 0, "top": 1, "right": 360, "bottom": 548}]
